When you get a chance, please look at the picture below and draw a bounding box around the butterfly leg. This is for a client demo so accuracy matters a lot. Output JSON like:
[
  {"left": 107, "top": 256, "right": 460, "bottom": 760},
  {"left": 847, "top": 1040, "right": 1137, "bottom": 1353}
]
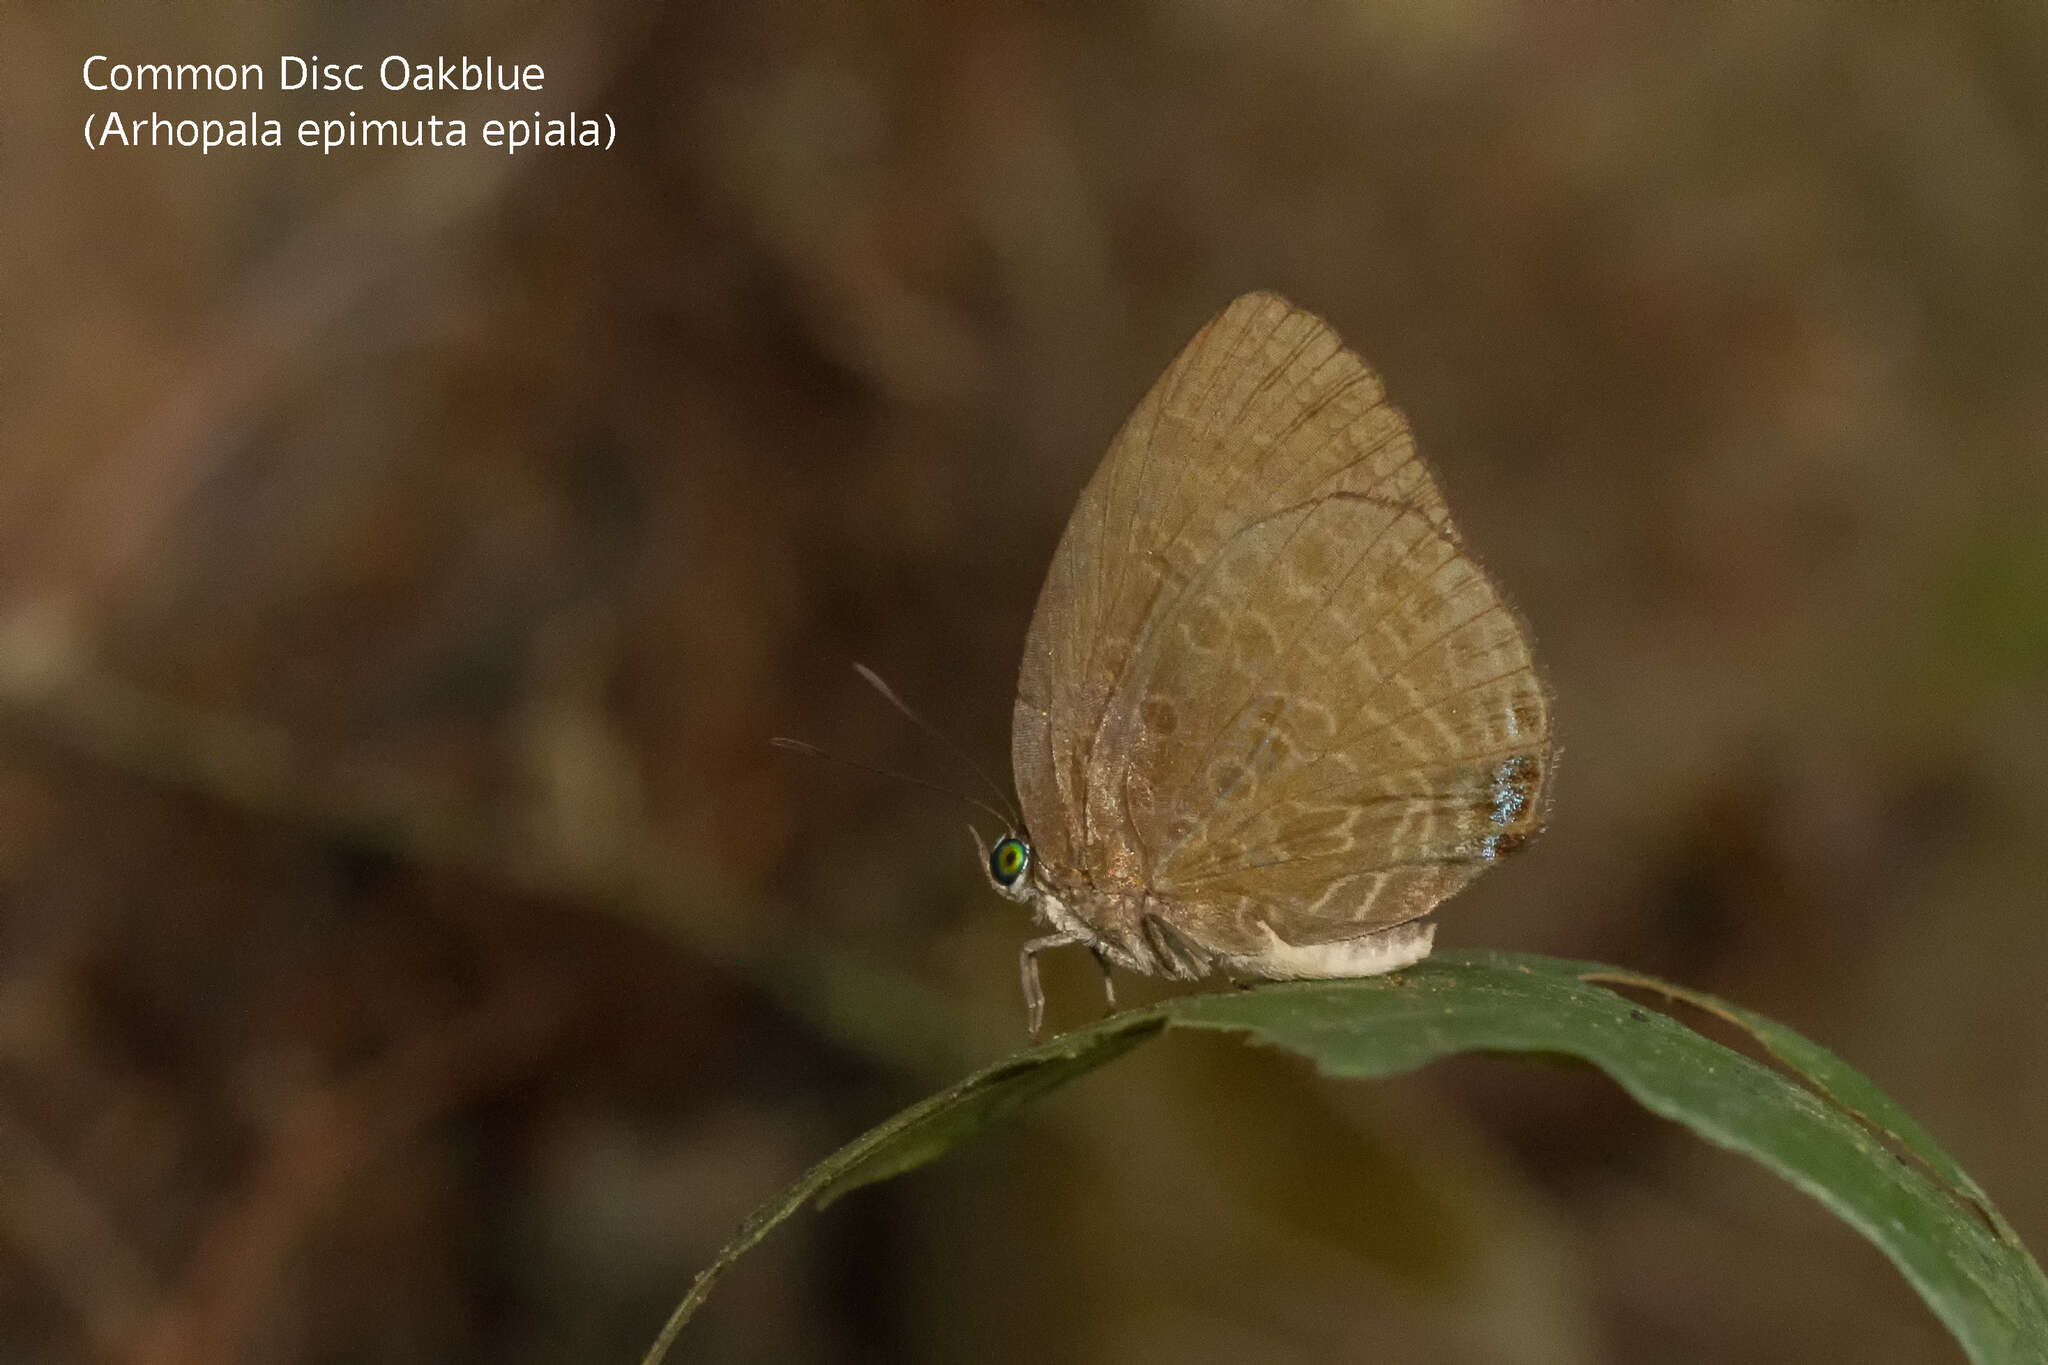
[
  {"left": 1091, "top": 946, "right": 1118, "bottom": 1014},
  {"left": 1140, "top": 913, "right": 1208, "bottom": 981},
  {"left": 1020, "top": 931, "right": 1090, "bottom": 1037}
]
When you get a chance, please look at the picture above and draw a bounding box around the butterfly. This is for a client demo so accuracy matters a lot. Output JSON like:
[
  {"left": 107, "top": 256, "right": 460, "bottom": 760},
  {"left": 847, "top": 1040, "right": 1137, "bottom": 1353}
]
[{"left": 986, "top": 292, "right": 1552, "bottom": 1034}]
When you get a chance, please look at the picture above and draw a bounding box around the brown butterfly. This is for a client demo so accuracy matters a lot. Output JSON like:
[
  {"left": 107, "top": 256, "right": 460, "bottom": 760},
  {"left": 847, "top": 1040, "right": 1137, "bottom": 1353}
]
[{"left": 986, "top": 292, "right": 1552, "bottom": 1034}]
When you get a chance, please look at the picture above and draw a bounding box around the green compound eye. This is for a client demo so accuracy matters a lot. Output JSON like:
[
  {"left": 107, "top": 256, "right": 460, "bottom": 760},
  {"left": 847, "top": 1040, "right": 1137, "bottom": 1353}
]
[{"left": 989, "top": 836, "right": 1029, "bottom": 887}]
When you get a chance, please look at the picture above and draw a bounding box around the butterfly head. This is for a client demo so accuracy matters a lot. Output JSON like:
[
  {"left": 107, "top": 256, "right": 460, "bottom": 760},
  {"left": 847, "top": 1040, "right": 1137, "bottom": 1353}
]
[
  {"left": 978, "top": 828, "right": 1084, "bottom": 945},
  {"left": 986, "top": 833, "right": 1033, "bottom": 898}
]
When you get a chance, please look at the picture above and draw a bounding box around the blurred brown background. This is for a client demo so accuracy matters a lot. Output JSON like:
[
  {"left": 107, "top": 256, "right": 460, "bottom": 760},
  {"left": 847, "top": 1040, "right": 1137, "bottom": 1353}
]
[{"left": 4, "top": 2, "right": 2046, "bottom": 1362}]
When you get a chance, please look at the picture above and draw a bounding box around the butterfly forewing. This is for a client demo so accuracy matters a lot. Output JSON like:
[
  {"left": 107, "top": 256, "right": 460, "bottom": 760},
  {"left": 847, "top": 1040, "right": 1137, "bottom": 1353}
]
[{"left": 1012, "top": 292, "right": 1549, "bottom": 961}]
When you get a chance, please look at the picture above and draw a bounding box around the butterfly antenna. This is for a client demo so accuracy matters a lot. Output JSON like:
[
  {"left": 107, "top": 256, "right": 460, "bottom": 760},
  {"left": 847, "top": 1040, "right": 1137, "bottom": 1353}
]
[
  {"left": 769, "top": 737, "right": 1016, "bottom": 831},
  {"left": 851, "top": 663, "right": 1022, "bottom": 829}
]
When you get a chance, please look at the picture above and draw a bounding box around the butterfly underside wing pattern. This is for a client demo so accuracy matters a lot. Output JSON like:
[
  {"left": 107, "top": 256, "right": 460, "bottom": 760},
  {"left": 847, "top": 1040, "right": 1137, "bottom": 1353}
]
[{"left": 1007, "top": 292, "right": 1550, "bottom": 987}]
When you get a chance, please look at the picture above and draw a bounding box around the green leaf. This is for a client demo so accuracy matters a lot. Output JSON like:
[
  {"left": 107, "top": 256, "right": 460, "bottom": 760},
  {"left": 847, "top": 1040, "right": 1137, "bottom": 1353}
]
[
  {"left": 635, "top": 1012, "right": 1163, "bottom": 1365},
  {"left": 1574, "top": 965, "right": 2021, "bottom": 1246},
  {"left": 644, "top": 951, "right": 2048, "bottom": 1365}
]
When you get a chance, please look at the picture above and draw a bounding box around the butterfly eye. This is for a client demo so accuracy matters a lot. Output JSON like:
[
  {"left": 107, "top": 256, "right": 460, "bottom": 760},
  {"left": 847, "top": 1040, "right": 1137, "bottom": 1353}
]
[{"left": 989, "top": 836, "right": 1030, "bottom": 887}]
